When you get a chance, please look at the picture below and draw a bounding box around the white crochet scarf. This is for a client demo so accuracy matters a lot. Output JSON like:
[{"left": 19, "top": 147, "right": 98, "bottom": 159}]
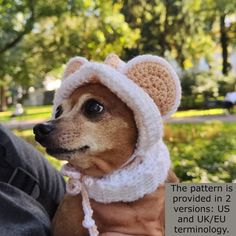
[{"left": 61, "top": 140, "right": 170, "bottom": 236}]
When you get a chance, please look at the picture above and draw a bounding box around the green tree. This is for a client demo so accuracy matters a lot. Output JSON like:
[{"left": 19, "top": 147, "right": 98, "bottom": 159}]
[
  {"left": 212, "top": 0, "right": 236, "bottom": 75},
  {"left": 120, "top": 0, "right": 215, "bottom": 67},
  {"left": 0, "top": 0, "right": 69, "bottom": 110},
  {"left": 120, "top": 0, "right": 236, "bottom": 102},
  {"left": 0, "top": 0, "right": 139, "bottom": 110}
]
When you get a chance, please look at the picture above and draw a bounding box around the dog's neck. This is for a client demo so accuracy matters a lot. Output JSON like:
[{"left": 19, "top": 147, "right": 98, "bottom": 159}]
[
  {"left": 62, "top": 140, "right": 170, "bottom": 203},
  {"left": 61, "top": 140, "right": 170, "bottom": 236}
]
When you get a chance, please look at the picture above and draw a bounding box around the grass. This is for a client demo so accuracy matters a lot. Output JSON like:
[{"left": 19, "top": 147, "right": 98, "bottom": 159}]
[
  {"left": 172, "top": 108, "right": 226, "bottom": 118},
  {"left": 0, "top": 105, "right": 52, "bottom": 122},
  {"left": 164, "top": 121, "right": 236, "bottom": 183},
  {"left": 11, "top": 121, "right": 236, "bottom": 183},
  {"left": 1, "top": 106, "right": 235, "bottom": 123}
]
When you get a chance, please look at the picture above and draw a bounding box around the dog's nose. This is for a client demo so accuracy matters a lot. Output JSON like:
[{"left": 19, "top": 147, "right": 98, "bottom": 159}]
[{"left": 33, "top": 122, "right": 55, "bottom": 137}]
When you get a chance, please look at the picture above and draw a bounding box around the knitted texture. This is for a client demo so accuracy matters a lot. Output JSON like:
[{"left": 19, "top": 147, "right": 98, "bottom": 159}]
[
  {"left": 63, "top": 56, "right": 88, "bottom": 79},
  {"left": 104, "top": 53, "right": 125, "bottom": 70},
  {"left": 56, "top": 54, "right": 181, "bottom": 119},
  {"left": 61, "top": 140, "right": 170, "bottom": 235},
  {"left": 61, "top": 140, "right": 170, "bottom": 202},
  {"left": 123, "top": 55, "right": 181, "bottom": 119},
  {"left": 53, "top": 62, "right": 163, "bottom": 152},
  {"left": 82, "top": 140, "right": 170, "bottom": 203},
  {"left": 61, "top": 165, "right": 99, "bottom": 236},
  {"left": 126, "top": 61, "right": 175, "bottom": 116},
  {"left": 52, "top": 53, "right": 181, "bottom": 197},
  {"left": 52, "top": 54, "right": 181, "bottom": 236},
  {"left": 104, "top": 54, "right": 181, "bottom": 118}
]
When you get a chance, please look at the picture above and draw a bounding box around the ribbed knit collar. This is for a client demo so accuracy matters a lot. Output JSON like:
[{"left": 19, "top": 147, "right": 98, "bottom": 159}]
[{"left": 62, "top": 140, "right": 170, "bottom": 203}]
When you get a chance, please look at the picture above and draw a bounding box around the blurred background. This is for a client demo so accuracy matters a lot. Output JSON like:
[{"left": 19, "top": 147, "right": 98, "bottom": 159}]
[{"left": 0, "top": 0, "right": 236, "bottom": 182}]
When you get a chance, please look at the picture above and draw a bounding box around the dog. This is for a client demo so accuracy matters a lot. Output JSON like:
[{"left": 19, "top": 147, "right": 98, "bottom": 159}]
[{"left": 34, "top": 54, "right": 180, "bottom": 236}]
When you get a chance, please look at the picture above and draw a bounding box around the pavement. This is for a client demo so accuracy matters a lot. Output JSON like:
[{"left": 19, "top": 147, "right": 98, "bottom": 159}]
[
  {"left": 1, "top": 118, "right": 46, "bottom": 130},
  {"left": 1, "top": 114, "right": 236, "bottom": 130}
]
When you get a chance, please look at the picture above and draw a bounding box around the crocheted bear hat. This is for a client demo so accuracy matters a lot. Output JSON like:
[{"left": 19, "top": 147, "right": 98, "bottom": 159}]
[{"left": 53, "top": 53, "right": 181, "bottom": 155}]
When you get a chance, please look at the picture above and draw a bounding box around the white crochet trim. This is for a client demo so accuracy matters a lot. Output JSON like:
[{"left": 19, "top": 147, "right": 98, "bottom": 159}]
[
  {"left": 61, "top": 140, "right": 170, "bottom": 235},
  {"left": 104, "top": 53, "right": 126, "bottom": 71},
  {"left": 122, "top": 55, "right": 182, "bottom": 120},
  {"left": 61, "top": 165, "right": 99, "bottom": 236},
  {"left": 83, "top": 140, "right": 170, "bottom": 202},
  {"left": 63, "top": 56, "right": 88, "bottom": 79},
  {"left": 53, "top": 62, "right": 163, "bottom": 153}
]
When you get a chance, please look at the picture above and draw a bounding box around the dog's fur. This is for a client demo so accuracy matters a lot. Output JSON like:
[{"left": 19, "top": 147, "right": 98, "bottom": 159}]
[{"left": 34, "top": 83, "right": 178, "bottom": 236}]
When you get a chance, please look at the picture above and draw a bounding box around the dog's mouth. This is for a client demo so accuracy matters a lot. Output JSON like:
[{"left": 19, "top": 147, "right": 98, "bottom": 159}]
[{"left": 46, "top": 145, "right": 90, "bottom": 156}]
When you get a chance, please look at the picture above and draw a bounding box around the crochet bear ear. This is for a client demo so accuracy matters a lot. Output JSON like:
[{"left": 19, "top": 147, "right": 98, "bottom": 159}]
[
  {"left": 104, "top": 53, "right": 126, "bottom": 70},
  {"left": 123, "top": 55, "right": 181, "bottom": 119},
  {"left": 63, "top": 56, "right": 88, "bottom": 79}
]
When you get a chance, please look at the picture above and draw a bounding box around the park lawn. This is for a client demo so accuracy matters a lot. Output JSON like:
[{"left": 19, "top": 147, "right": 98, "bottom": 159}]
[
  {"left": 0, "top": 105, "right": 234, "bottom": 122},
  {"left": 0, "top": 105, "right": 52, "bottom": 122},
  {"left": 13, "top": 121, "right": 236, "bottom": 183},
  {"left": 172, "top": 108, "right": 227, "bottom": 118},
  {"left": 165, "top": 121, "right": 236, "bottom": 183}
]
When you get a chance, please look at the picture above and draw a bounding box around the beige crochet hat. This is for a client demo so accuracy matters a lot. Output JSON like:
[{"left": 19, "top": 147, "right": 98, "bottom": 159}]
[
  {"left": 105, "top": 53, "right": 181, "bottom": 118},
  {"left": 53, "top": 53, "right": 181, "bottom": 153}
]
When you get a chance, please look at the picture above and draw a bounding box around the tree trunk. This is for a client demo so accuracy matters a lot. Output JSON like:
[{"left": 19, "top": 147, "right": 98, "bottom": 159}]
[
  {"left": 0, "top": 85, "right": 7, "bottom": 112},
  {"left": 220, "top": 14, "right": 229, "bottom": 75},
  {"left": 159, "top": 0, "right": 171, "bottom": 57}
]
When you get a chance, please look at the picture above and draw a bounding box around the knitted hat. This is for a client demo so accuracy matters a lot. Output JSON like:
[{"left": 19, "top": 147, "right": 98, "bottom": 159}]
[{"left": 53, "top": 53, "right": 181, "bottom": 154}]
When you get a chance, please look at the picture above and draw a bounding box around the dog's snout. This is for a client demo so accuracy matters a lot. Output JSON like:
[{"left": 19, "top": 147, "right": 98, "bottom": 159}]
[{"left": 33, "top": 122, "right": 55, "bottom": 137}]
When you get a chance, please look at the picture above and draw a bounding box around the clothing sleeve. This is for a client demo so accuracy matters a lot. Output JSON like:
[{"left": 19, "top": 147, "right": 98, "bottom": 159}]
[
  {"left": 0, "top": 183, "right": 50, "bottom": 236},
  {"left": 0, "top": 124, "right": 66, "bottom": 235}
]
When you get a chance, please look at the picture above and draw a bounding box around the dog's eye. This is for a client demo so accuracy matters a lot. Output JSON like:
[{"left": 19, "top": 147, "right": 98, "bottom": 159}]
[
  {"left": 55, "top": 105, "right": 63, "bottom": 119},
  {"left": 83, "top": 99, "right": 104, "bottom": 118}
]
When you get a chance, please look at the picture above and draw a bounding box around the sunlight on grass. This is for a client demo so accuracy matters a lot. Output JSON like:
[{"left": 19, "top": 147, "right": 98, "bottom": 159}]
[
  {"left": 172, "top": 108, "right": 224, "bottom": 118},
  {"left": 0, "top": 105, "right": 231, "bottom": 123},
  {"left": 0, "top": 105, "right": 52, "bottom": 122},
  {"left": 0, "top": 110, "right": 12, "bottom": 120},
  {"left": 14, "top": 129, "right": 34, "bottom": 137},
  {"left": 164, "top": 121, "right": 236, "bottom": 183}
]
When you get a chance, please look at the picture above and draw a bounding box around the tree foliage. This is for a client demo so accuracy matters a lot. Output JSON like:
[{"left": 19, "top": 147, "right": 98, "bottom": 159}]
[
  {"left": 0, "top": 0, "right": 139, "bottom": 89},
  {"left": 0, "top": 0, "right": 236, "bottom": 109},
  {"left": 120, "top": 0, "right": 236, "bottom": 98}
]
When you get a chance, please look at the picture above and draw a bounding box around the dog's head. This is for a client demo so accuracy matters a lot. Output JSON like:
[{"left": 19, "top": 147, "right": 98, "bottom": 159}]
[
  {"left": 34, "top": 54, "right": 181, "bottom": 177},
  {"left": 34, "top": 83, "right": 138, "bottom": 177}
]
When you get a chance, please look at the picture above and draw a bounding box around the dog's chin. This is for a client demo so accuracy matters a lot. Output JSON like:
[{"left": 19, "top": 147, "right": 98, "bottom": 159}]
[{"left": 46, "top": 145, "right": 90, "bottom": 160}]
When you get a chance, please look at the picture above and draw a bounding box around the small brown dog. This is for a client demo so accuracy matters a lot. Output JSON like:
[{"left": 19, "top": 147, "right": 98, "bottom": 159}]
[{"left": 34, "top": 54, "right": 180, "bottom": 236}]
